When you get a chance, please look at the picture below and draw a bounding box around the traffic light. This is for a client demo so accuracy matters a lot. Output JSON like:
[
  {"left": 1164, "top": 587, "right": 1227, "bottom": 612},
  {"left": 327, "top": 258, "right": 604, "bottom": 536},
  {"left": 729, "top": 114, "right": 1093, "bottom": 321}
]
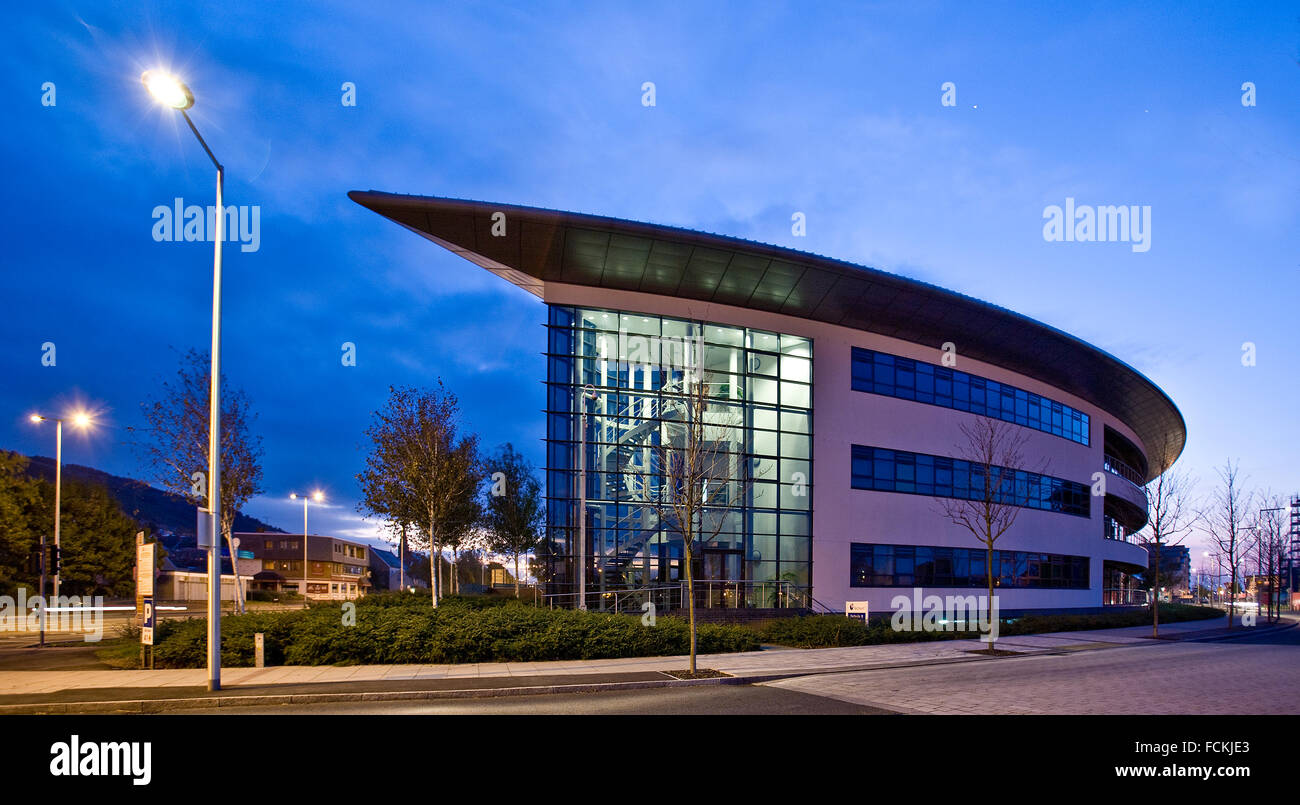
[{"left": 49, "top": 544, "right": 60, "bottom": 574}]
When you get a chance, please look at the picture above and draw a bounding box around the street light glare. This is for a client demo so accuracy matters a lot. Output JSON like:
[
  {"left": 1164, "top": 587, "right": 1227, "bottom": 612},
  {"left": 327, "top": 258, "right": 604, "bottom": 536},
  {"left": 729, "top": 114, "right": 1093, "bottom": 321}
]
[
  {"left": 72, "top": 412, "right": 92, "bottom": 428},
  {"left": 29, "top": 414, "right": 43, "bottom": 423},
  {"left": 141, "top": 70, "right": 195, "bottom": 110},
  {"left": 312, "top": 491, "right": 324, "bottom": 502},
  {"left": 290, "top": 493, "right": 298, "bottom": 500}
]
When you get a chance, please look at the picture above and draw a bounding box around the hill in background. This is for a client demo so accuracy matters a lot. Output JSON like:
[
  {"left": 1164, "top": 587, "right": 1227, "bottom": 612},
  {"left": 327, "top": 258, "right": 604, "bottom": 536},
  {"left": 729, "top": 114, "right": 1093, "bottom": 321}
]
[{"left": 23, "top": 454, "right": 286, "bottom": 538}]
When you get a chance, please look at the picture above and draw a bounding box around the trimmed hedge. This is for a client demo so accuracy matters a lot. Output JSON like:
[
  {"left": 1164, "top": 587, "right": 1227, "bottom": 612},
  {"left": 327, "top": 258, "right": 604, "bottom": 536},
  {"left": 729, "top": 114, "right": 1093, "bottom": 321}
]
[
  {"left": 758, "top": 603, "right": 1224, "bottom": 648},
  {"left": 147, "top": 596, "right": 759, "bottom": 668},
  {"left": 131, "top": 597, "right": 1225, "bottom": 666}
]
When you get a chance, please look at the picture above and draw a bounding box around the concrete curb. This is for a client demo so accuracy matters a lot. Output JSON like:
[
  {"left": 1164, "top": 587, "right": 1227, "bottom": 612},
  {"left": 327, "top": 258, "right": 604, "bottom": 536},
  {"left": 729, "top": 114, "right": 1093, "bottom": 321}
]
[
  {"left": 0, "top": 676, "right": 727, "bottom": 714},
  {"left": 0, "top": 647, "right": 1068, "bottom": 714},
  {"left": 6, "top": 619, "right": 1277, "bottom": 714}
]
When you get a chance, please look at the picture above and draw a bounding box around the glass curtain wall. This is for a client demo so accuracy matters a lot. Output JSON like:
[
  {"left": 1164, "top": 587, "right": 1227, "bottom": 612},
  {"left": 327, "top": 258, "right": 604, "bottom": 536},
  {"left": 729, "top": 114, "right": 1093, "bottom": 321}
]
[{"left": 544, "top": 306, "right": 813, "bottom": 608}]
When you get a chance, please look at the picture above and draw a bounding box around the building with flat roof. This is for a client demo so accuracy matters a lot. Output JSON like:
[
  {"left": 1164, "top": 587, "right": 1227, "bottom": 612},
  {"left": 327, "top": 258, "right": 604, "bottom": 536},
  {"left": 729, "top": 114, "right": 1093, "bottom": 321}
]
[
  {"left": 238, "top": 532, "right": 371, "bottom": 600},
  {"left": 352, "top": 192, "right": 1185, "bottom": 615}
]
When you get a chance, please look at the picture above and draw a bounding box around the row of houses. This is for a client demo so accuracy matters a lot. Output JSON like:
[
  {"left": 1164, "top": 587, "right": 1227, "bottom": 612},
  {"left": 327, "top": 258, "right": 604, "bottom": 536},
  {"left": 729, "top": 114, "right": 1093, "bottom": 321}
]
[{"left": 154, "top": 531, "right": 427, "bottom": 602}]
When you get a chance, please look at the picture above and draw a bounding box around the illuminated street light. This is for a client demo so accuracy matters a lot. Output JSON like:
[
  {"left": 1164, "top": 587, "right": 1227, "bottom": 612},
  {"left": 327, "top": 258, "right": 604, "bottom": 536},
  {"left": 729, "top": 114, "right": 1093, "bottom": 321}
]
[
  {"left": 142, "top": 68, "right": 226, "bottom": 692},
  {"left": 291, "top": 492, "right": 325, "bottom": 605},
  {"left": 141, "top": 70, "right": 194, "bottom": 110},
  {"left": 28, "top": 411, "right": 94, "bottom": 632}
]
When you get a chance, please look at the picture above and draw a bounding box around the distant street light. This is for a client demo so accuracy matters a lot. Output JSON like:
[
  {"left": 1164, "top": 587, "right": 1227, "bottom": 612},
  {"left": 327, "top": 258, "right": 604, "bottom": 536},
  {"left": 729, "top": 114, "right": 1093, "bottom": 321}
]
[
  {"left": 290, "top": 491, "right": 324, "bottom": 606},
  {"left": 142, "top": 68, "right": 226, "bottom": 692},
  {"left": 28, "top": 411, "right": 94, "bottom": 617}
]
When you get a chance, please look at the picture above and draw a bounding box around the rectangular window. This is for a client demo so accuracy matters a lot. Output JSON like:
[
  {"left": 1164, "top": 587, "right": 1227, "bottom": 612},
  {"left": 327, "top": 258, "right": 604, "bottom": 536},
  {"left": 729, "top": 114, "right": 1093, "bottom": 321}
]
[
  {"left": 850, "top": 347, "right": 1090, "bottom": 446},
  {"left": 850, "top": 542, "right": 1088, "bottom": 589},
  {"left": 850, "top": 444, "right": 1089, "bottom": 518}
]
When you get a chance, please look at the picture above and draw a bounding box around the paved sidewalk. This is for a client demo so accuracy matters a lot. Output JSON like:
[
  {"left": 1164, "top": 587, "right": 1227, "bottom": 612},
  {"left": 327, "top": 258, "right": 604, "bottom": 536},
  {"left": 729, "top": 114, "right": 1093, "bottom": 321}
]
[{"left": 0, "top": 614, "right": 1286, "bottom": 713}]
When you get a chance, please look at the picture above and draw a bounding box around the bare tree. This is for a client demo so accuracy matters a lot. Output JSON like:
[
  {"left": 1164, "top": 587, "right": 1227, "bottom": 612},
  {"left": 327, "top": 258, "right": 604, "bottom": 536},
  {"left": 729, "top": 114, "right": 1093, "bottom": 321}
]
[
  {"left": 935, "top": 417, "right": 1039, "bottom": 653},
  {"left": 1202, "top": 460, "right": 1254, "bottom": 629},
  {"left": 1136, "top": 435, "right": 1198, "bottom": 637},
  {"left": 648, "top": 371, "right": 754, "bottom": 674},
  {"left": 1252, "top": 496, "right": 1287, "bottom": 623},
  {"left": 357, "top": 383, "right": 480, "bottom": 607},
  {"left": 484, "top": 443, "right": 544, "bottom": 598},
  {"left": 132, "top": 348, "right": 264, "bottom": 613}
]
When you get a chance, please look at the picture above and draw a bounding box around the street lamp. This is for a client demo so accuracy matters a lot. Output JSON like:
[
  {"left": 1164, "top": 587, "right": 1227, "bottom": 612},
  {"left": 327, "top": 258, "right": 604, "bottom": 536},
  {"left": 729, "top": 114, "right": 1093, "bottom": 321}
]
[
  {"left": 28, "top": 411, "right": 93, "bottom": 645},
  {"left": 143, "top": 69, "right": 226, "bottom": 692},
  {"left": 290, "top": 491, "right": 324, "bottom": 605}
]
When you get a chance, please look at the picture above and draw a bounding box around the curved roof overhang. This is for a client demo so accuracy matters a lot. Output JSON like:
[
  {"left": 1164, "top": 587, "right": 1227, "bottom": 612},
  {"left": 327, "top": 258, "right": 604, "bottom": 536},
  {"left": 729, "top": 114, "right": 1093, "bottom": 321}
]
[{"left": 349, "top": 190, "right": 1186, "bottom": 480}]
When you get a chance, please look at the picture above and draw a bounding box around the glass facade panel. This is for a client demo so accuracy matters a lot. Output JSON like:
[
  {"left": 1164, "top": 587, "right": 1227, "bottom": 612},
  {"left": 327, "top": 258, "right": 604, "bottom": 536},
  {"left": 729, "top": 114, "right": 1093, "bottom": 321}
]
[{"left": 545, "top": 305, "right": 814, "bottom": 605}]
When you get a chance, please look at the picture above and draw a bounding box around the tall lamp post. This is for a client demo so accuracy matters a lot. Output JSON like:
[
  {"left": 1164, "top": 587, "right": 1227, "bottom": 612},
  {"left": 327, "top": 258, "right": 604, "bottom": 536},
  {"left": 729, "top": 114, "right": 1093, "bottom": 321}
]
[
  {"left": 28, "top": 411, "right": 92, "bottom": 642},
  {"left": 291, "top": 492, "right": 323, "bottom": 606},
  {"left": 142, "top": 69, "right": 226, "bottom": 691}
]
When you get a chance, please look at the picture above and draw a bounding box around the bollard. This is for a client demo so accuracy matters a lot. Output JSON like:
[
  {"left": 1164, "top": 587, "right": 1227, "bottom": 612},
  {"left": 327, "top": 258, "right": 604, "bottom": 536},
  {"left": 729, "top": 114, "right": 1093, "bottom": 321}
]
[{"left": 254, "top": 632, "right": 265, "bottom": 668}]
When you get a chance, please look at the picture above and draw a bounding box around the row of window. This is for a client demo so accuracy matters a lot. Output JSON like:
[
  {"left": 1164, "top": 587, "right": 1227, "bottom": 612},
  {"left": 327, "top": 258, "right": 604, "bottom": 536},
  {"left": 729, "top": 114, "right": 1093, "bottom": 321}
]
[
  {"left": 850, "top": 543, "right": 1091, "bottom": 589},
  {"left": 850, "top": 445, "right": 1090, "bottom": 517},
  {"left": 334, "top": 543, "right": 366, "bottom": 559},
  {"left": 546, "top": 505, "right": 812, "bottom": 535},
  {"left": 263, "top": 539, "right": 366, "bottom": 560},
  {"left": 262, "top": 559, "right": 366, "bottom": 576},
  {"left": 553, "top": 307, "right": 812, "bottom": 357},
  {"left": 543, "top": 394, "right": 812, "bottom": 434},
  {"left": 851, "top": 348, "right": 1090, "bottom": 446}
]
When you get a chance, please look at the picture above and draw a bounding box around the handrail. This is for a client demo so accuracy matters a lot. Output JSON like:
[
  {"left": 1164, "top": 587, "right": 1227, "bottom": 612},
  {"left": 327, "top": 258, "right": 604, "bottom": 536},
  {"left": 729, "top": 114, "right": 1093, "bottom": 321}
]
[
  {"left": 1103, "top": 454, "right": 1145, "bottom": 488},
  {"left": 540, "top": 579, "right": 814, "bottom": 611},
  {"left": 1102, "top": 587, "right": 1149, "bottom": 606}
]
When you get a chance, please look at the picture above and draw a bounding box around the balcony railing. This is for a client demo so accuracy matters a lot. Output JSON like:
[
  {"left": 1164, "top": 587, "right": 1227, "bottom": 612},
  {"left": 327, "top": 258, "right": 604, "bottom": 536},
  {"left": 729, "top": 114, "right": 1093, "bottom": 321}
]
[
  {"left": 1102, "top": 587, "right": 1148, "bottom": 606},
  {"left": 542, "top": 580, "right": 813, "bottom": 612},
  {"left": 1103, "top": 454, "right": 1145, "bottom": 488}
]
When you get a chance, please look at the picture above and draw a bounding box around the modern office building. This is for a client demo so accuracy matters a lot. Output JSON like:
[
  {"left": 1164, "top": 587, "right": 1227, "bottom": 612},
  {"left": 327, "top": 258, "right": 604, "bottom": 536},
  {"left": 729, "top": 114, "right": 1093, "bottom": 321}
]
[{"left": 351, "top": 191, "right": 1184, "bottom": 615}]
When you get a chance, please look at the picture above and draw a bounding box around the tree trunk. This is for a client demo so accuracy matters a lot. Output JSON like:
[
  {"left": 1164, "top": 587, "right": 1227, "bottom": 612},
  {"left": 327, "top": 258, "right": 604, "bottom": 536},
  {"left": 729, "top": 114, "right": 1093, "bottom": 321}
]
[
  {"left": 514, "top": 553, "right": 520, "bottom": 598},
  {"left": 986, "top": 543, "right": 995, "bottom": 652},
  {"left": 430, "top": 526, "right": 440, "bottom": 607},
  {"left": 1227, "top": 560, "right": 1235, "bottom": 629},
  {"left": 222, "top": 521, "right": 246, "bottom": 615},
  {"left": 685, "top": 544, "right": 697, "bottom": 674},
  {"left": 1152, "top": 541, "right": 1161, "bottom": 638}
]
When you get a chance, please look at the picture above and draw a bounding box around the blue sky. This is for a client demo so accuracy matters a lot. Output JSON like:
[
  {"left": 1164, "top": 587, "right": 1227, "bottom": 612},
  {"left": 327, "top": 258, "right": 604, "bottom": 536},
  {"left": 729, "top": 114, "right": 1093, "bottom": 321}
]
[{"left": 2, "top": 1, "right": 1297, "bottom": 565}]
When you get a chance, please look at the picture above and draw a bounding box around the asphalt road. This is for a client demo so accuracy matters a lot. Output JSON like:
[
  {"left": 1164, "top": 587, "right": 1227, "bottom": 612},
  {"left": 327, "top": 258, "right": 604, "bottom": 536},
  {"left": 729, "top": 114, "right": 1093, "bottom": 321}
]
[
  {"left": 763, "top": 623, "right": 1300, "bottom": 715},
  {"left": 160, "top": 622, "right": 1300, "bottom": 715}
]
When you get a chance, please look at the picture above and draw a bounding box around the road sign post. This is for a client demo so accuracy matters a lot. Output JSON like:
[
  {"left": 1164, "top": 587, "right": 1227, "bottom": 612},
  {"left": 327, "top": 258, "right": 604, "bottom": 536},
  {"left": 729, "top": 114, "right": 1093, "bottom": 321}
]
[{"left": 137, "top": 538, "right": 156, "bottom": 669}]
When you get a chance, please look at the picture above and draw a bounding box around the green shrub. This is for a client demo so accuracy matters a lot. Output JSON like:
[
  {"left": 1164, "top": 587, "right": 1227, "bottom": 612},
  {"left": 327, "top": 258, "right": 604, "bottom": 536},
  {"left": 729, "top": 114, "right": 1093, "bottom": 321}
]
[
  {"left": 246, "top": 590, "right": 301, "bottom": 603},
  {"left": 147, "top": 599, "right": 759, "bottom": 668},
  {"left": 758, "top": 604, "right": 1224, "bottom": 648}
]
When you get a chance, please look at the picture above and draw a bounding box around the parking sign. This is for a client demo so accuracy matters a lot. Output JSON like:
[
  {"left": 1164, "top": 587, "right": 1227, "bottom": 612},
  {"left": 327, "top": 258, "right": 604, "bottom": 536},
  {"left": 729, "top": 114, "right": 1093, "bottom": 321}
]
[{"left": 141, "top": 597, "right": 155, "bottom": 646}]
